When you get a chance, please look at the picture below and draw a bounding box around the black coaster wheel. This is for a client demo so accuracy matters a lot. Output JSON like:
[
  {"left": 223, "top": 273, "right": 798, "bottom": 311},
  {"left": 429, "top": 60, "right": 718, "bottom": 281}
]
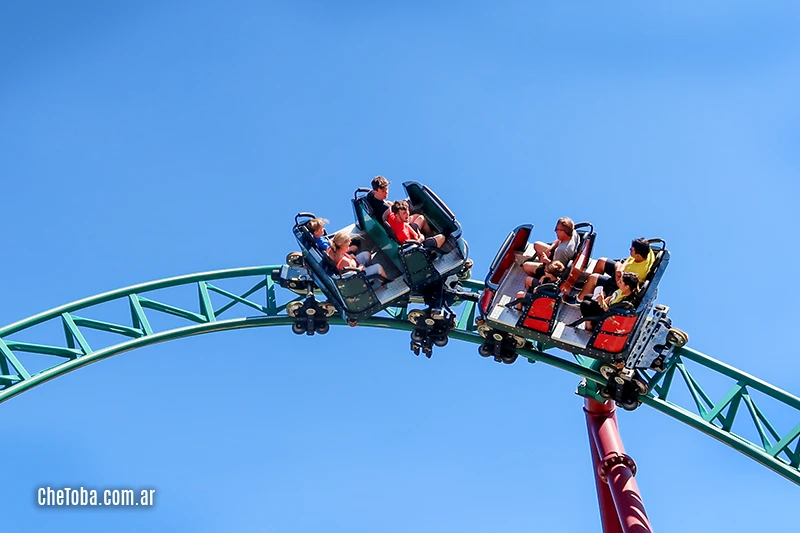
[
  {"left": 599, "top": 385, "right": 613, "bottom": 400},
  {"left": 618, "top": 398, "right": 641, "bottom": 411},
  {"left": 433, "top": 336, "right": 449, "bottom": 347},
  {"left": 288, "top": 297, "right": 333, "bottom": 337},
  {"left": 478, "top": 344, "right": 493, "bottom": 357},
  {"left": 411, "top": 330, "right": 425, "bottom": 342},
  {"left": 501, "top": 352, "right": 518, "bottom": 365},
  {"left": 477, "top": 329, "right": 520, "bottom": 365}
]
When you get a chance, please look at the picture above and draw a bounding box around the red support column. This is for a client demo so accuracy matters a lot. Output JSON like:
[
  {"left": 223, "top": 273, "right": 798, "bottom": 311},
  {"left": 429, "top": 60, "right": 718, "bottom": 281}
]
[
  {"left": 584, "top": 398, "right": 653, "bottom": 533},
  {"left": 587, "top": 428, "right": 624, "bottom": 533}
]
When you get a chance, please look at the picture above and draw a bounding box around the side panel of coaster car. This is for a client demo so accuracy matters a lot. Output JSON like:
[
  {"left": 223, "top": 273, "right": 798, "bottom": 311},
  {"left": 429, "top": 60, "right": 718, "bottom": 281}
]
[
  {"left": 480, "top": 224, "right": 533, "bottom": 314},
  {"left": 301, "top": 246, "right": 386, "bottom": 322},
  {"left": 399, "top": 181, "right": 469, "bottom": 290},
  {"left": 475, "top": 225, "right": 534, "bottom": 363},
  {"left": 332, "top": 274, "right": 384, "bottom": 320},
  {"left": 398, "top": 243, "right": 438, "bottom": 290},
  {"left": 484, "top": 225, "right": 532, "bottom": 290}
]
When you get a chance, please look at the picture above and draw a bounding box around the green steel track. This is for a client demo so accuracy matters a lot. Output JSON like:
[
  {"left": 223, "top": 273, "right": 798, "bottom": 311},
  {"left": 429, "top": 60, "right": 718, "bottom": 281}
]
[{"left": 1, "top": 265, "right": 799, "bottom": 486}]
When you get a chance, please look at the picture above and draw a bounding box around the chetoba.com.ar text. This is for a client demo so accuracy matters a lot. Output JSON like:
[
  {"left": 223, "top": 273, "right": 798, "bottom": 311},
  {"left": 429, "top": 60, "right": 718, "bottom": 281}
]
[{"left": 37, "top": 486, "right": 156, "bottom": 507}]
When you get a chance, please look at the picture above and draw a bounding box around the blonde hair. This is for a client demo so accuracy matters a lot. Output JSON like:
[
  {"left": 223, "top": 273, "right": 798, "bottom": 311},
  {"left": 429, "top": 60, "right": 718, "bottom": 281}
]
[
  {"left": 330, "top": 232, "right": 351, "bottom": 252},
  {"left": 307, "top": 217, "right": 329, "bottom": 233}
]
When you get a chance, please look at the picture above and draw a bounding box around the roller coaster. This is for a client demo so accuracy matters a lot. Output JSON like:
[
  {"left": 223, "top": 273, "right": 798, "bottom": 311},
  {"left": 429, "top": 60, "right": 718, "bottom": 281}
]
[{"left": 2, "top": 181, "right": 798, "bottom": 532}]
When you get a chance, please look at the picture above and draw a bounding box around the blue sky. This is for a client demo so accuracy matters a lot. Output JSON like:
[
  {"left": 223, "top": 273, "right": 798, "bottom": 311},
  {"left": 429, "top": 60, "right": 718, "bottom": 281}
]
[{"left": 1, "top": 1, "right": 799, "bottom": 531}]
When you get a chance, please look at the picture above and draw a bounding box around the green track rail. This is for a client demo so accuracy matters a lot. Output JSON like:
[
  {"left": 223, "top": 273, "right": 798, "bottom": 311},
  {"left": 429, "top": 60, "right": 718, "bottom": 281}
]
[{"left": 1, "top": 265, "right": 798, "bottom": 486}]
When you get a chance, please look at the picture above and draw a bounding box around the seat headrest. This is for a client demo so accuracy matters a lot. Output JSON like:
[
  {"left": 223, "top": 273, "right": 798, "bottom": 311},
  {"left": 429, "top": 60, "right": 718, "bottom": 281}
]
[
  {"left": 632, "top": 280, "right": 650, "bottom": 307},
  {"left": 298, "top": 224, "right": 316, "bottom": 249},
  {"left": 358, "top": 195, "right": 376, "bottom": 219}
]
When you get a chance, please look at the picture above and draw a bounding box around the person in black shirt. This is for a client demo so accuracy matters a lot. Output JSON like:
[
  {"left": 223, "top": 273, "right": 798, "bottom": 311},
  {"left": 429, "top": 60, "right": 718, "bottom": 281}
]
[
  {"left": 365, "top": 175, "right": 433, "bottom": 235},
  {"left": 365, "top": 176, "right": 392, "bottom": 221}
]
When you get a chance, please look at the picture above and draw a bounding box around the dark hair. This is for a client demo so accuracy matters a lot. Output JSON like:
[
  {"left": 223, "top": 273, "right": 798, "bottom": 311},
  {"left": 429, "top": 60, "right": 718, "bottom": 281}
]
[
  {"left": 620, "top": 271, "right": 640, "bottom": 294},
  {"left": 545, "top": 260, "right": 565, "bottom": 278},
  {"left": 391, "top": 199, "right": 409, "bottom": 213},
  {"left": 631, "top": 238, "right": 650, "bottom": 258},
  {"left": 371, "top": 176, "right": 389, "bottom": 190}
]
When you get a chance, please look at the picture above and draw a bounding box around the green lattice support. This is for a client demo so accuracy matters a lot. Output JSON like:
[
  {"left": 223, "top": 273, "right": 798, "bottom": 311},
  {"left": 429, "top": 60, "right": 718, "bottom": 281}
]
[{"left": 1, "top": 265, "right": 798, "bottom": 486}]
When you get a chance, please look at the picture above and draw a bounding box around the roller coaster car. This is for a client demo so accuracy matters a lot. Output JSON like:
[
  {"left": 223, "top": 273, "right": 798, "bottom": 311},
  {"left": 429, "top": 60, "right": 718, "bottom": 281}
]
[
  {"left": 352, "top": 182, "right": 473, "bottom": 356},
  {"left": 352, "top": 182, "right": 471, "bottom": 292},
  {"left": 476, "top": 222, "right": 596, "bottom": 363},
  {"left": 477, "top": 226, "right": 687, "bottom": 396},
  {"left": 280, "top": 212, "right": 414, "bottom": 327}
]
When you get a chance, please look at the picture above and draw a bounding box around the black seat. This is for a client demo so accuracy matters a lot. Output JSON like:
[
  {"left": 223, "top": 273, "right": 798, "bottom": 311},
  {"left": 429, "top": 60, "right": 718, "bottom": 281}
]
[
  {"left": 558, "top": 223, "right": 595, "bottom": 294},
  {"left": 383, "top": 217, "right": 400, "bottom": 243},
  {"left": 297, "top": 222, "right": 340, "bottom": 275},
  {"left": 631, "top": 242, "right": 666, "bottom": 308}
]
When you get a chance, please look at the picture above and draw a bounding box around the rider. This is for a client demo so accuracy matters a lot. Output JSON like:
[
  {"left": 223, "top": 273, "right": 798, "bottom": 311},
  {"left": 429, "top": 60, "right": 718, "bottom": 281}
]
[
  {"left": 576, "top": 238, "right": 654, "bottom": 302},
  {"left": 308, "top": 217, "right": 358, "bottom": 253},
  {"left": 366, "top": 176, "right": 433, "bottom": 236},
  {"left": 514, "top": 260, "right": 565, "bottom": 310},
  {"left": 327, "top": 232, "right": 387, "bottom": 280},
  {"left": 522, "top": 217, "right": 579, "bottom": 279},
  {"left": 387, "top": 200, "right": 446, "bottom": 249}
]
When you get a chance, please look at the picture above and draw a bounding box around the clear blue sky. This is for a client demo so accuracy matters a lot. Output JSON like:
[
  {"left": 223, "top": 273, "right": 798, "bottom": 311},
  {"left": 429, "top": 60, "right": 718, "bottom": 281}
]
[{"left": 2, "top": 1, "right": 798, "bottom": 531}]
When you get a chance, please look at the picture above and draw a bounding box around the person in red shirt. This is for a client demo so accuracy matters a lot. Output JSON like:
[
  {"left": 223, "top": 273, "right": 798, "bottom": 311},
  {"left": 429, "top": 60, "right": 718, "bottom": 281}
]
[
  {"left": 387, "top": 200, "right": 446, "bottom": 249},
  {"left": 367, "top": 176, "right": 434, "bottom": 236}
]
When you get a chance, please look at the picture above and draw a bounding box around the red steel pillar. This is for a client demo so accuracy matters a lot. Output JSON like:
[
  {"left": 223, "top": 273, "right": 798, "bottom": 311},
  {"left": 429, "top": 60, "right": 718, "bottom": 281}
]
[{"left": 584, "top": 398, "right": 653, "bottom": 533}]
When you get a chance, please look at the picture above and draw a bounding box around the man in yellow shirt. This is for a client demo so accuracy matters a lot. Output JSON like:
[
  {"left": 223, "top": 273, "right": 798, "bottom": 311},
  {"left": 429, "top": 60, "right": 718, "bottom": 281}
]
[
  {"left": 619, "top": 240, "right": 654, "bottom": 283},
  {"left": 575, "top": 238, "right": 654, "bottom": 302}
]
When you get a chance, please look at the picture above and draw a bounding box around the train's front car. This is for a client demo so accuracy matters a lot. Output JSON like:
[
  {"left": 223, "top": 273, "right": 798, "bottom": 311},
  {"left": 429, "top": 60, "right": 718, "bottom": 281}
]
[{"left": 478, "top": 226, "right": 687, "bottom": 410}]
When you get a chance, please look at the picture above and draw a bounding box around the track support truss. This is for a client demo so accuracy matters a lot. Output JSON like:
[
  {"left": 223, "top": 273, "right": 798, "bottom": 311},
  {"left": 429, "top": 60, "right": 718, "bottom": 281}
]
[{"left": 0, "top": 265, "right": 799, "bottom": 489}]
